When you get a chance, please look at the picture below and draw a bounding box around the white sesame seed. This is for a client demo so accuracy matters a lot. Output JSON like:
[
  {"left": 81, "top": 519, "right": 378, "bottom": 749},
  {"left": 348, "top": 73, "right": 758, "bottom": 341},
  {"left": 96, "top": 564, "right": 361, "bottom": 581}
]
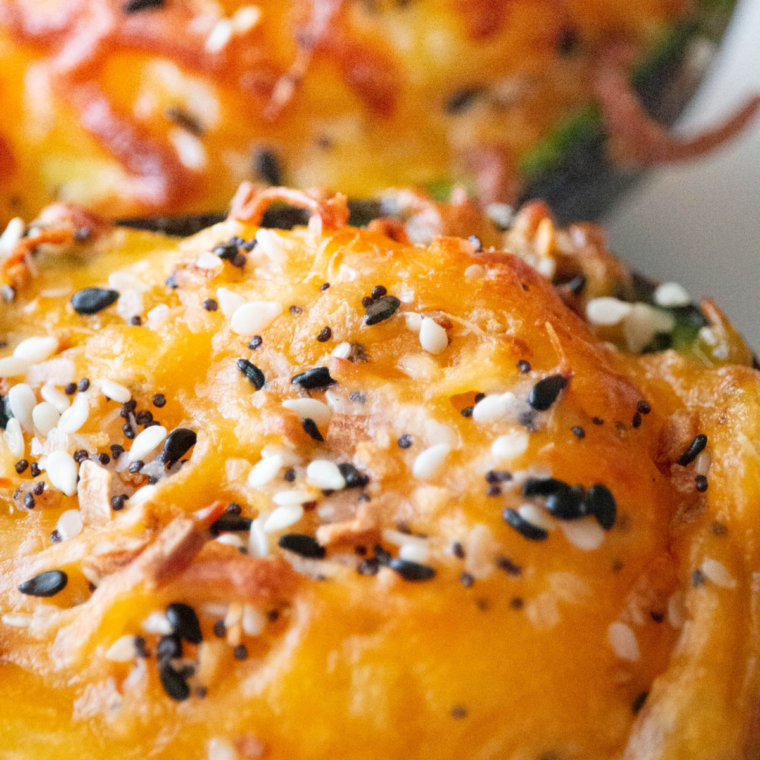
[
  {"left": 8, "top": 383, "right": 36, "bottom": 430},
  {"left": 464, "top": 264, "right": 485, "bottom": 279},
  {"left": 13, "top": 336, "right": 58, "bottom": 364},
  {"left": 263, "top": 504, "right": 304, "bottom": 532},
  {"left": 170, "top": 128, "right": 207, "bottom": 170},
  {"left": 700, "top": 558, "right": 736, "bottom": 588},
  {"left": 0, "top": 356, "right": 31, "bottom": 378},
  {"left": 248, "top": 516, "right": 269, "bottom": 557},
  {"left": 472, "top": 392, "right": 516, "bottom": 423},
  {"left": 261, "top": 445, "right": 302, "bottom": 466},
  {"left": 0, "top": 217, "right": 24, "bottom": 256},
  {"left": 128, "top": 425, "right": 167, "bottom": 463},
  {"left": 491, "top": 431, "right": 529, "bottom": 460},
  {"left": 699, "top": 326, "right": 718, "bottom": 346},
  {"left": 622, "top": 303, "right": 675, "bottom": 353},
  {"left": 412, "top": 443, "right": 451, "bottom": 479},
  {"left": 57, "top": 392, "right": 90, "bottom": 433},
  {"left": 654, "top": 282, "right": 690, "bottom": 308},
  {"left": 331, "top": 342, "right": 352, "bottom": 359},
  {"left": 206, "top": 18, "right": 233, "bottom": 52},
  {"left": 147, "top": 304, "right": 170, "bottom": 325},
  {"left": 560, "top": 518, "right": 605, "bottom": 550},
  {"left": 306, "top": 460, "right": 345, "bottom": 490},
  {"left": 271, "top": 490, "right": 313, "bottom": 506},
  {"left": 208, "top": 738, "right": 237, "bottom": 760},
  {"left": 216, "top": 533, "right": 246, "bottom": 549},
  {"left": 535, "top": 258, "right": 556, "bottom": 278},
  {"left": 142, "top": 611, "right": 174, "bottom": 635},
  {"left": 248, "top": 454, "right": 284, "bottom": 488},
  {"left": 404, "top": 313, "right": 422, "bottom": 334},
  {"left": 419, "top": 318, "right": 448, "bottom": 355},
  {"left": 585, "top": 297, "right": 633, "bottom": 326},
  {"left": 242, "top": 604, "right": 266, "bottom": 636},
  {"left": 2, "top": 614, "right": 33, "bottom": 628},
  {"left": 128, "top": 485, "right": 158, "bottom": 509},
  {"left": 608, "top": 622, "right": 640, "bottom": 661},
  {"left": 216, "top": 287, "right": 246, "bottom": 318},
  {"left": 486, "top": 203, "right": 514, "bottom": 229},
  {"left": 517, "top": 504, "right": 556, "bottom": 532},
  {"left": 47, "top": 451, "right": 78, "bottom": 496},
  {"left": 3, "top": 418, "right": 24, "bottom": 457},
  {"left": 41, "top": 383, "right": 70, "bottom": 414},
  {"left": 232, "top": 5, "right": 262, "bottom": 33},
  {"left": 32, "top": 401, "right": 60, "bottom": 437},
  {"left": 230, "top": 301, "right": 283, "bottom": 335},
  {"left": 99, "top": 379, "right": 131, "bottom": 403},
  {"left": 398, "top": 542, "right": 429, "bottom": 564},
  {"left": 281, "top": 398, "right": 331, "bottom": 427},
  {"left": 56, "top": 508, "right": 83, "bottom": 540},
  {"left": 694, "top": 450, "right": 712, "bottom": 477},
  {"left": 105, "top": 635, "right": 138, "bottom": 662},
  {"left": 195, "top": 251, "right": 222, "bottom": 271},
  {"left": 254, "top": 229, "right": 288, "bottom": 266}
]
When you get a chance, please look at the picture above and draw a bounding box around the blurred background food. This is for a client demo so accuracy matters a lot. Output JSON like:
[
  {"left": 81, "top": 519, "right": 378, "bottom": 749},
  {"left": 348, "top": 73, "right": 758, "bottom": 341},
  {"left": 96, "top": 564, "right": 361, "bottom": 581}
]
[{"left": 0, "top": 0, "right": 742, "bottom": 222}]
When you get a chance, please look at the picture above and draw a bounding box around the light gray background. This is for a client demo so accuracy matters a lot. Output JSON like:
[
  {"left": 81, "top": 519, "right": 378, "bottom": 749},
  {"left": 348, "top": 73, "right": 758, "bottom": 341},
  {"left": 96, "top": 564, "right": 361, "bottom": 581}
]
[{"left": 605, "top": 0, "right": 760, "bottom": 348}]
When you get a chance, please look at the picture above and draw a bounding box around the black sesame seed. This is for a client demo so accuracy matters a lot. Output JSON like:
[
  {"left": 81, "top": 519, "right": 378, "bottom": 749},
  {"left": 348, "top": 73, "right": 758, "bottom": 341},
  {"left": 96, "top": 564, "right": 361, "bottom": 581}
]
[
  {"left": 152, "top": 394, "right": 166, "bottom": 408},
  {"left": 120, "top": 400, "right": 137, "bottom": 418},
  {"left": 123, "top": 0, "right": 164, "bottom": 12},
  {"left": 503, "top": 508, "right": 548, "bottom": 541},
  {"left": 18, "top": 570, "right": 68, "bottom": 597},
  {"left": 301, "top": 418, "right": 324, "bottom": 441},
  {"left": 291, "top": 367, "right": 336, "bottom": 389},
  {"left": 30, "top": 462, "right": 41, "bottom": 478},
  {"left": 358, "top": 558, "right": 380, "bottom": 576},
  {"left": 320, "top": 283, "right": 330, "bottom": 291},
  {"left": 566, "top": 272, "right": 587, "bottom": 294},
  {"left": 78, "top": 378, "right": 90, "bottom": 392},
  {"left": 110, "top": 444, "right": 125, "bottom": 459},
  {"left": 129, "top": 461, "right": 144, "bottom": 474},
  {"left": 123, "top": 423, "right": 135, "bottom": 439},
  {"left": 521, "top": 478, "right": 568, "bottom": 497},
  {"left": 134, "top": 636, "right": 149, "bottom": 658},
  {"left": 111, "top": 494, "right": 127, "bottom": 511},
  {"left": 516, "top": 360, "right": 531, "bottom": 373},
  {"left": 23, "top": 493, "right": 35, "bottom": 509},
  {"left": 50, "top": 529, "right": 62, "bottom": 543},
  {"left": 14, "top": 460, "right": 28, "bottom": 474},
  {"left": 289, "top": 305, "right": 303, "bottom": 315},
  {"left": 637, "top": 400, "right": 651, "bottom": 415},
  {"left": 338, "top": 463, "right": 369, "bottom": 489},
  {"left": 129, "top": 315, "right": 142, "bottom": 326},
  {"left": 632, "top": 691, "right": 648, "bottom": 714},
  {"left": 97, "top": 453, "right": 110, "bottom": 465},
  {"left": 485, "top": 470, "right": 512, "bottom": 484},
  {"left": 632, "top": 412, "right": 642, "bottom": 428},
  {"left": 135, "top": 410, "right": 153, "bottom": 426},
  {"left": 157, "top": 634, "right": 183, "bottom": 661},
  {"left": 161, "top": 428, "right": 197, "bottom": 467},
  {"left": 248, "top": 335, "right": 263, "bottom": 350},
  {"left": 237, "top": 358, "right": 266, "bottom": 390},
  {"left": 451, "top": 705, "right": 468, "bottom": 719},
  {"left": 283, "top": 468, "right": 296, "bottom": 483},
  {"left": 64, "top": 382, "right": 77, "bottom": 395},
  {"left": 371, "top": 285, "right": 388, "bottom": 299},
  {"left": 361, "top": 296, "right": 374, "bottom": 308},
  {"left": 452, "top": 541, "right": 465, "bottom": 559},
  {"left": 509, "top": 596, "right": 524, "bottom": 610},
  {"left": 496, "top": 556, "right": 522, "bottom": 576},
  {"left": 373, "top": 545, "right": 392, "bottom": 565},
  {"left": 695, "top": 475, "right": 708, "bottom": 492},
  {"left": 445, "top": 87, "right": 481, "bottom": 114},
  {"left": 226, "top": 502, "right": 242, "bottom": 515},
  {"left": 692, "top": 568, "right": 706, "bottom": 587},
  {"left": 202, "top": 298, "right": 218, "bottom": 311},
  {"left": 213, "top": 619, "right": 226, "bottom": 638},
  {"left": 398, "top": 434, "right": 413, "bottom": 449},
  {"left": 253, "top": 148, "right": 283, "bottom": 186},
  {"left": 546, "top": 484, "right": 587, "bottom": 520},
  {"left": 711, "top": 521, "right": 727, "bottom": 536},
  {"left": 210, "top": 515, "right": 253, "bottom": 536},
  {"left": 71, "top": 288, "right": 119, "bottom": 315},
  {"left": 316, "top": 326, "right": 332, "bottom": 342},
  {"left": 241, "top": 239, "right": 257, "bottom": 252},
  {"left": 231, "top": 254, "right": 246, "bottom": 268},
  {"left": 458, "top": 405, "right": 474, "bottom": 420},
  {"left": 166, "top": 602, "right": 202, "bottom": 644},
  {"left": 349, "top": 391, "right": 366, "bottom": 403},
  {"left": 571, "top": 426, "right": 586, "bottom": 439},
  {"left": 486, "top": 484, "right": 502, "bottom": 497},
  {"left": 389, "top": 558, "right": 436, "bottom": 581},
  {"left": 651, "top": 611, "right": 665, "bottom": 623},
  {"left": 212, "top": 242, "right": 239, "bottom": 261},
  {"left": 586, "top": 484, "right": 617, "bottom": 530},
  {"left": 357, "top": 492, "right": 371, "bottom": 503},
  {"left": 474, "top": 393, "right": 485, "bottom": 403},
  {"left": 74, "top": 449, "right": 90, "bottom": 464},
  {"left": 459, "top": 572, "right": 474, "bottom": 588},
  {"left": 278, "top": 533, "right": 326, "bottom": 559},
  {"left": 678, "top": 434, "right": 708, "bottom": 467},
  {"left": 32, "top": 482, "right": 44, "bottom": 496},
  {"left": 234, "top": 644, "right": 248, "bottom": 661},
  {"left": 592, "top": 417, "right": 604, "bottom": 426},
  {"left": 158, "top": 662, "right": 190, "bottom": 701},
  {"left": 364, "top": 295, "right": 401, "bottom": 326},
  {"left": 528, "top": 374, "right": 568, "bottom": 411}
]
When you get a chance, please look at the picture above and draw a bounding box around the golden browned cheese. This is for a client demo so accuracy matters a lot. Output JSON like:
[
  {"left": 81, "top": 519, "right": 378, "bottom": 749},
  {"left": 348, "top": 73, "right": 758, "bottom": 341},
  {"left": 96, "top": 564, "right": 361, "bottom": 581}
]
[
  {"left": 0, "top": 188, "right": 758, "bottom": 760},
  {"left": 0, "top": 0, "right": 690, "bottom": 221}
]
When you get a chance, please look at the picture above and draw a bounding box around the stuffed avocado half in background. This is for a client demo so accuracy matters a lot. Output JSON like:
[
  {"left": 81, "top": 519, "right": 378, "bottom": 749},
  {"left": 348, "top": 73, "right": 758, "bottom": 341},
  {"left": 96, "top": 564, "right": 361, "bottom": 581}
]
[
  {"left": 0, "top": 185, "right": 758, "bottom": 759},
  {"left": 0, "top": 0, "right": 754, "bottom": 225}
]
